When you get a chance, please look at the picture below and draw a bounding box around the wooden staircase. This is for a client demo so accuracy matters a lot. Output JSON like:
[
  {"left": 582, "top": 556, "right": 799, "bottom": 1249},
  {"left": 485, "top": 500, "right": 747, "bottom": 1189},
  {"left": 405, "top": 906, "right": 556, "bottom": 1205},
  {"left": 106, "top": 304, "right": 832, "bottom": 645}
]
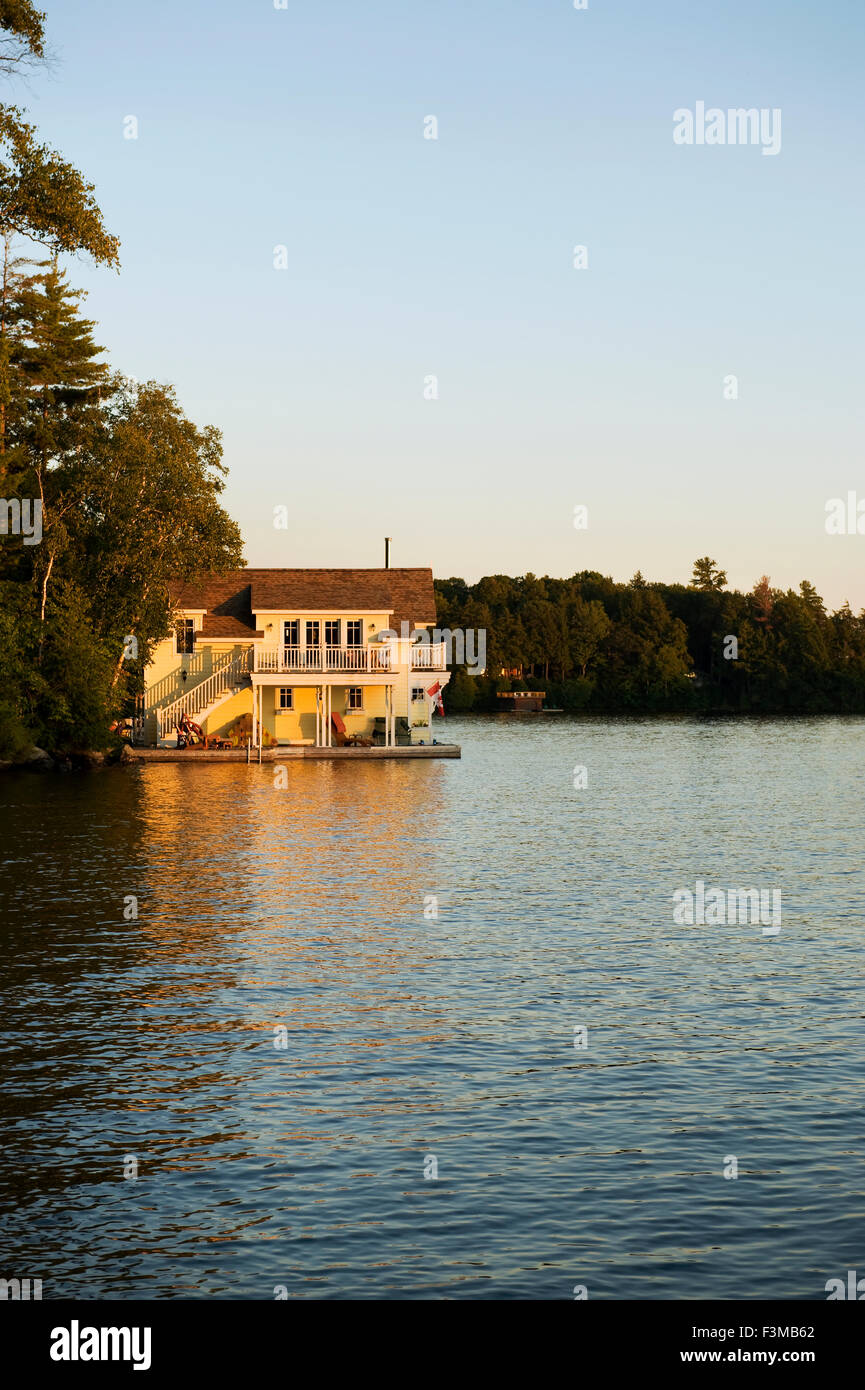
[{"left": 155, "top": 652, "right": 251, "bottom": 745}]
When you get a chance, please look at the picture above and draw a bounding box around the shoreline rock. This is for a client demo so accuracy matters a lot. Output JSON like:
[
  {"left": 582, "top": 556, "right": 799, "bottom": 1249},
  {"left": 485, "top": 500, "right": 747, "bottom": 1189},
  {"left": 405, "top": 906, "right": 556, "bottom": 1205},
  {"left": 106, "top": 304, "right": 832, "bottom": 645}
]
[
  {"left": 17, "top": 746, "right": 55, "bottom": 771},
  {"left": 1, "top": 744, "right": 131, "bottom": 773}
]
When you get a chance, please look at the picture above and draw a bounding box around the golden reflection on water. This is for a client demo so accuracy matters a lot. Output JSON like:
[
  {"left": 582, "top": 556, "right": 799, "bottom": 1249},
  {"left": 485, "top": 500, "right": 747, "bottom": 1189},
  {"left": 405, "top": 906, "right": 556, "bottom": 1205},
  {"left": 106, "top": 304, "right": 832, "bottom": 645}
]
[
  {"left": 133, "top": 760, "right": 454, "bottom": 1060},
  {"left": 137, "top": 760, "right": 449, "bottom": 925}
]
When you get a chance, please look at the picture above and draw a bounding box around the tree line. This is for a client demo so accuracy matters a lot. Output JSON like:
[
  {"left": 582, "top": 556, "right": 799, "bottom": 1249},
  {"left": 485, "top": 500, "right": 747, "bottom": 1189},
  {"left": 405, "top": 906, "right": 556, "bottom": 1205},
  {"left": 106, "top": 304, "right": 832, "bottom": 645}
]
[
  {"left": 0, "top": 4, "right": 241, "bottom": 758},
  {"left": 435, "top": 558, "right": 865, "bottom": 713}
]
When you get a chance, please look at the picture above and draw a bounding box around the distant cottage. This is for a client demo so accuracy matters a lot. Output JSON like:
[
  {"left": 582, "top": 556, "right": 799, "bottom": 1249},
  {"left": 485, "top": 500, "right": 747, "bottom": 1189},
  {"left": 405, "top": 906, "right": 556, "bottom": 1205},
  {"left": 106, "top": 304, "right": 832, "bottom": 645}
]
[{"left": 495, "top": 691, "right": 545, "bottom": 712}]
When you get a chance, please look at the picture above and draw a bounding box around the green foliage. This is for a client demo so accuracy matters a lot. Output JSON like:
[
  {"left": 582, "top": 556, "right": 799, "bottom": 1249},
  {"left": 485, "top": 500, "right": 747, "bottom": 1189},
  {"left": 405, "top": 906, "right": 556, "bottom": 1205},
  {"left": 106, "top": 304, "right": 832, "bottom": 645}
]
[
  {"left": 569, "top": 596, "right": 611, "bottom": 677},
  {"left": 72, "top": 376, "right": 245, "bottom": 671},
  {"left": 3, "top": 254, "right": 108, "bottom": 472},
  {"left": 434, "top": 568, "right": 865, "bottom": 714},
  {"left": 0, "top": 578, "right": 40, "bottom": 755},
  {"left": 0, "top": 2, "right": 243, "bottom": 757},
  {"left": 34, "top": 579, "right": 120, "bottom": 750},
  {"left": 0, "top": 107, "right": 119, "bottom": 265},
  {"left": 0, "top": 274, "right": 244, "bottom": 753},
  {"left": 545, "top": 677, "right": 595, "bottom": 711},
  {"left": 691, "top": 556, "right": 727, "bottom": 592},
  {"left": 0, "top": 1, "right": 45, "bottom": 70},
  {"left": 445, "top": 666, "right": 476, "bottom": 711}
]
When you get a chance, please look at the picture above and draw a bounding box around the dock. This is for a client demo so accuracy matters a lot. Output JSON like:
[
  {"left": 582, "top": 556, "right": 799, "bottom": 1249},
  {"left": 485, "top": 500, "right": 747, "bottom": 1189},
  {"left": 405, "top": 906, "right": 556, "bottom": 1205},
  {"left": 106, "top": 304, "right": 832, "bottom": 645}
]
[
  {"left": 496, "top": 691, "right": 546, "bottom": 712},
  {"left": 127, "top": 744, "right": 461, "bottom": 763}
]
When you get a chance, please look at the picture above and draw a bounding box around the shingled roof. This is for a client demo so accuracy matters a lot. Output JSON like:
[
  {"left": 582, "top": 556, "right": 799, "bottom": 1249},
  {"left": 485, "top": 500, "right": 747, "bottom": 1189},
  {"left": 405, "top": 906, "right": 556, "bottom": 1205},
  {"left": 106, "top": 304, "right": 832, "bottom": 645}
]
[
  {"left": 199, "top": 614, "right": 264, "bottom": 640},
  {"left": 250, "top": 572, "right": 393, "bottom": 614},
  {"left": 169, "top": 568, "right": 437, "bottom": 637}
]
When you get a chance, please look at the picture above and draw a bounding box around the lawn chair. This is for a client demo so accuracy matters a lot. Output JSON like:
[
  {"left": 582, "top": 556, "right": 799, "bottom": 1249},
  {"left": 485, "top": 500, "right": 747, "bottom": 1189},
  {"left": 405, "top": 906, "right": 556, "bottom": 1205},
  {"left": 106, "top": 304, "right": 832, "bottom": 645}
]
[
  {"left": 330, "top": 712, "right": 372, "bottom": 747},
  {"left": 176, "top": 712, "right": 205, "bottom": 749}
]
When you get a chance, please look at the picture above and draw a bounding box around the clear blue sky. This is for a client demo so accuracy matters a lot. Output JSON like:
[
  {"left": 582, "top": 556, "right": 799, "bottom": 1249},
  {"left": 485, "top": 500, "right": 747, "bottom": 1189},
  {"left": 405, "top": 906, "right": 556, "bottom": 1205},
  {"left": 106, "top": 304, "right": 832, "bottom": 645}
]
[{"left": 14, "top": 0, "right": 865, "bottom": 608}]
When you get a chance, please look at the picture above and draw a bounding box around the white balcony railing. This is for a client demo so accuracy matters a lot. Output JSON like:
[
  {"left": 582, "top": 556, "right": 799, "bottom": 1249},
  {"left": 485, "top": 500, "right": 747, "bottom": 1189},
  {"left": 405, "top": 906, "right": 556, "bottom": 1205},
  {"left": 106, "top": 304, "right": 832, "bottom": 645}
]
[
  {"left": 410, "top": 642, "right": 447, "bottom": 670},
  {"left": 253, "top": 641, "right": 448, "bottom": 675},
  {"left": 255, "top": 645, "right": 392, "bottom": 674}
]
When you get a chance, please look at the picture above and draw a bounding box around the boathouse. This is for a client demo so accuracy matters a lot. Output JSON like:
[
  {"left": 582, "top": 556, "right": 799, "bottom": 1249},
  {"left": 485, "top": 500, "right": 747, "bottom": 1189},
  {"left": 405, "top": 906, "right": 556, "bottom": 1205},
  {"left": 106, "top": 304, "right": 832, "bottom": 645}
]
[{"left": 138, "top": 567, "right": 452, "bottom": 751}]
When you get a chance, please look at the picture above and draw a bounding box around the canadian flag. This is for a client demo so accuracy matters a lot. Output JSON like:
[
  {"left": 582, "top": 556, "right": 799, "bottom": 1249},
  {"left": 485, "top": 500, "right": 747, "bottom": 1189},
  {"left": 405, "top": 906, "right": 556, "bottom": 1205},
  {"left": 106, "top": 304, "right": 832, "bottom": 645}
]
[{"left": 426, "top": 681, "right": 445, "bottom": 715}]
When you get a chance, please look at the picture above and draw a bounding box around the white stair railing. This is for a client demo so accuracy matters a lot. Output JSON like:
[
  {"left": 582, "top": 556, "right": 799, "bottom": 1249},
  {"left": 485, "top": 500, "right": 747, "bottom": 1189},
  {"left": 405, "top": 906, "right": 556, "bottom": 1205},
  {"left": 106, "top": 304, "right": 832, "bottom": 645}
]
[
  {"left": 157, "top": 652, "right": 250, "bottom": 740},
  {"left": 146, "top": 652, "right": 207, "bottom": 710},
  {"left": 147, "top": 650, "right": 232, "bottom": 717}
]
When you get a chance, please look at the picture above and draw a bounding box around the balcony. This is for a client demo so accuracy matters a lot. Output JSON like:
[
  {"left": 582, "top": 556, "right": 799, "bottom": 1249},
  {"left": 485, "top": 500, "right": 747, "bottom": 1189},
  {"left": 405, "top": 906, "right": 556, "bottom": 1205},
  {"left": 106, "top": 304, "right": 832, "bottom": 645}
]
[
  {"left": 256, "top": 645, "right": 391, "bottom": 674},
  {"left": 253, "top": 642, "right": 447, "bottom": 675},
  {"left": 410, "top": 642, "right": 447, "bottom": 669}
]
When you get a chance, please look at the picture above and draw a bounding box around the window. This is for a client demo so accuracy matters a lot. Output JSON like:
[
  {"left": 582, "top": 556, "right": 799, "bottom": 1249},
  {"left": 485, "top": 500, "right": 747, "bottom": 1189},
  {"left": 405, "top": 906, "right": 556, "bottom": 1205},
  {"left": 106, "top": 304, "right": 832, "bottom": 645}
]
[
  {"left": 325, "top": 620, "right": 341, "bottom": 647},
  {"left": 305, "top": 621, "right": 320, "bottom": 648},
  {"left": 283, "top": 620, "right": 299, "bottom": 647},
  {"left": 346, "top": 687, "right": 363, "bottom": 711},
  {"left": 412, "top": 687, "right": 426, "bottom": 703},
  {"left": 278, "top": 688, "right": 294, "bottom": 710},
  {"left": 346, "top": 620, "right": 362, "bottom": 648},
  {"left": 175, "top": 618, "right": 195, "bottom": 654}
]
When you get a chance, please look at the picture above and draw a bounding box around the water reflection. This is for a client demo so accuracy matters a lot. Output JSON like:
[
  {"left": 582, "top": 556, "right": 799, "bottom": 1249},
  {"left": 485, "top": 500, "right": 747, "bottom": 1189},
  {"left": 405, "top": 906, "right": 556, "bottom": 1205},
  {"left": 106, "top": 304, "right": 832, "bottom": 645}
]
[{"left": 1, "top": 719, "right": 864, "bottom": 1299}]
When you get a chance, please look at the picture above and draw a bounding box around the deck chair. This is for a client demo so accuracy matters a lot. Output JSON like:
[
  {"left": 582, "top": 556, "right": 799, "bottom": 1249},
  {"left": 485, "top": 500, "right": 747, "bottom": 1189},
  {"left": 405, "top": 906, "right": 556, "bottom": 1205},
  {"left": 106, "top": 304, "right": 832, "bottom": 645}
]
[
  {"left": 176, "top": 712, "right": 205, "bottom": 749},
  {"left": 330, "top": 712, "right": 372, "bottom": 747}
]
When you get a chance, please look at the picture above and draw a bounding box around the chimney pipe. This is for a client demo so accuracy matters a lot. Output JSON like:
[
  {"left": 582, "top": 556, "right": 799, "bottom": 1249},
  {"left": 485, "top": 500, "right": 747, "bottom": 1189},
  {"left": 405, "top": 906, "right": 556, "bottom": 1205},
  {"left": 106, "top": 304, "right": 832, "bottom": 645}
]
[{"left": 384, "top": 537, "right": 392, "bottom": 569}]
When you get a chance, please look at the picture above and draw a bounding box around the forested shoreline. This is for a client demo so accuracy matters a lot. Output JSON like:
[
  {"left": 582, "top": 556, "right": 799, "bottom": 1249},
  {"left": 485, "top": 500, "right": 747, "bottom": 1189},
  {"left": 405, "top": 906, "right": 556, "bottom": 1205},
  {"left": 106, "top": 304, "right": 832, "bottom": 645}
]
[
  {"left": 0, "top": 4, "right": 242, "bottom": 760},
  {"left": 436, "top": 561, "right": 865, "bottom": 714}
]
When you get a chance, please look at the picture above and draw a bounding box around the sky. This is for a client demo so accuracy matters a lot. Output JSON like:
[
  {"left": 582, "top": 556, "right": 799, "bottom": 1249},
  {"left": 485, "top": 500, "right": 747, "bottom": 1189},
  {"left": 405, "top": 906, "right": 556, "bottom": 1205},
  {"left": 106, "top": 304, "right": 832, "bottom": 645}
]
[{"left": 12, "top": 0, "right": 865, "bottom": 608}]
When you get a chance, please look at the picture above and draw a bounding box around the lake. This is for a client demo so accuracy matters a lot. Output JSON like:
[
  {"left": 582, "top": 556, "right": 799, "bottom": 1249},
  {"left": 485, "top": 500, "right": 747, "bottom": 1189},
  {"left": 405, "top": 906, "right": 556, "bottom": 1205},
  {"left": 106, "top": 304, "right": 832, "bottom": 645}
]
[{"left": 1, "top": 715, "right": 863, "bottom": 1299}]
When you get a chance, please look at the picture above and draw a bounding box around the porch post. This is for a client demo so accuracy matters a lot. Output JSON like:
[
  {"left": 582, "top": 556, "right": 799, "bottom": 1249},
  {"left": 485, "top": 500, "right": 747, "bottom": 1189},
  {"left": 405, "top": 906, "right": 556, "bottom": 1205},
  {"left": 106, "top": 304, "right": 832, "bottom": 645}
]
[{"left": 251, "top": 679, "right": 257, "bottom": 746}]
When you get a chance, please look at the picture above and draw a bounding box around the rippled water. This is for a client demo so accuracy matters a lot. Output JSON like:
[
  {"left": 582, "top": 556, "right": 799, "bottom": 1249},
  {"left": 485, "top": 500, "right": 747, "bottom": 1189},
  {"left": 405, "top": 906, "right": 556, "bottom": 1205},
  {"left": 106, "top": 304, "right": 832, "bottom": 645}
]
[{"left": 1, "top": 716, "right": 863, "bottom": 1299}]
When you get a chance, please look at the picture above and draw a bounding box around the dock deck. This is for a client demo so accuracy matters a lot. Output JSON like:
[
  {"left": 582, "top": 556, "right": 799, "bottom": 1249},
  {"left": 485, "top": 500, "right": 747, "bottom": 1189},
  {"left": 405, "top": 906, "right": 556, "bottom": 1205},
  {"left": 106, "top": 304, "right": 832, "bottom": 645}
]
[{"left": 127, "top": 744, "right": 461, "bottom": 762}]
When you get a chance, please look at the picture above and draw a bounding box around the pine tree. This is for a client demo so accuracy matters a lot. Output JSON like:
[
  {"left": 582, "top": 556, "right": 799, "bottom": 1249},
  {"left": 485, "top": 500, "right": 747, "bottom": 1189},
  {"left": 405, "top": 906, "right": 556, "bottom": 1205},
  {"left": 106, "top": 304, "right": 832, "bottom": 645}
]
[
  {"left": 0, "top": 232, "right": 35, "bottom": 483},
  {"left": 691, "top": 556, "right": 727, "bottom": 591},
  {"left": 16, "top": 257, "right": 106, "bottom": 420},
  {"left": 6, "top": 256, "right": 107, "bottom": 618}
]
